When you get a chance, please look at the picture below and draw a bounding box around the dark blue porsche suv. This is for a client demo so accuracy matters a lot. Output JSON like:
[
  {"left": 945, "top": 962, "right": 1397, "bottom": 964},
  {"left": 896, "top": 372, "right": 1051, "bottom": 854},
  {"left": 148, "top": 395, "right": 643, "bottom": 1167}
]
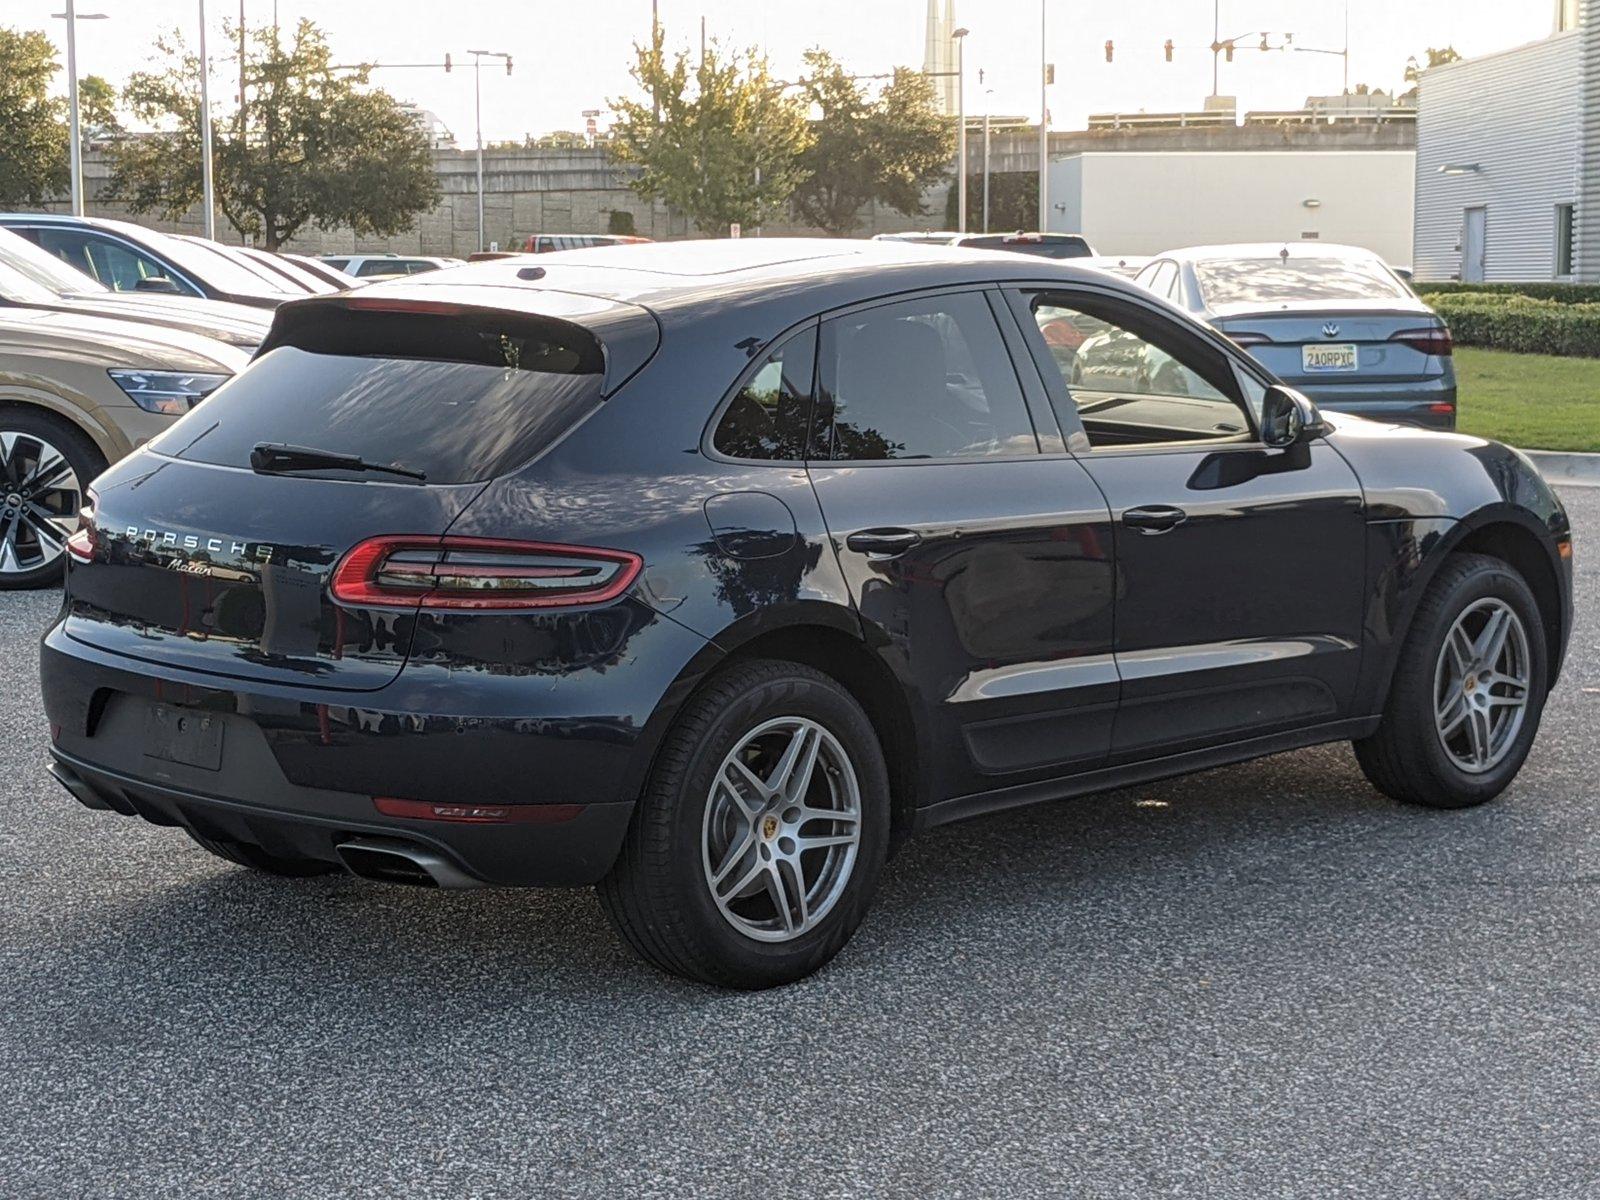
[{"left": 42, "top": 240, "right": 1574, "bottom": 988}]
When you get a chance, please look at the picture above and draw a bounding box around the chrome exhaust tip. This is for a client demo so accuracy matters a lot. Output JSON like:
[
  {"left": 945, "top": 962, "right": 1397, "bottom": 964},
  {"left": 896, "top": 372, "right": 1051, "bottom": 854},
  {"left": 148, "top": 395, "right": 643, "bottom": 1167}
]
[{"left": 334, "top": 837, "right": 483, "bottom": 889}]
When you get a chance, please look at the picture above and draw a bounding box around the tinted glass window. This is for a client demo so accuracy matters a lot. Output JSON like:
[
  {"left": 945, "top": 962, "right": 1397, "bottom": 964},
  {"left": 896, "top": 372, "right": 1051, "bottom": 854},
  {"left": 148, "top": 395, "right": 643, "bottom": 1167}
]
[
  {"left": 34, "top": 229, "right": 197, "bottom": 295},
  {"left": 321, "top": 258, "right": 351, "bottom": 272},
  {"left": 961, "top": 235, "right": 1092, "bottom": 259},
  {"left": 713, "top": 327, "right": 816, "bottom": 461},
  {"left": 151, "top": 325, "right": 604, "bottom": 486},
  {"left": 1029, "top": 293, "right": 1252, "bottom": 450},
  {"left": 1195, "top": 256, "right": 1409, "bottom": 305},
  {"left": 820, "top": 293, "right": 1036, "bottom": 461},
  {"left": 355, "top": 259, "right": 397, "bottom": 277}
]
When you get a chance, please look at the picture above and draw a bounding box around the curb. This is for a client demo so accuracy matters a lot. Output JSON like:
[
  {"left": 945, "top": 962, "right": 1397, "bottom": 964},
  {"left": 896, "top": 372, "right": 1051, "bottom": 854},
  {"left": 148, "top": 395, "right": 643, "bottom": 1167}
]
[{"left": 1521, "top": 448, "right": 1600, "bottom": 488}]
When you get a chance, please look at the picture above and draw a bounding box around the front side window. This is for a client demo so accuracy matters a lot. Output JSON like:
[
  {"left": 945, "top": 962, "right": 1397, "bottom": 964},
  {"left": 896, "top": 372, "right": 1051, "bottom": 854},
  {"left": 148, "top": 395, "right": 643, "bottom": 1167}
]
[
  {"left": 818, "top": 292, "right": 1036, "bottom": 461},
  {"left": 1027, "top": 292, "right": 1254, "bottom": 450},
  {"left": 35, "top": 229, "right": 194, "bottom": 295},
  {"left": 712, "top": 327, "right": 817, "bottom": 461}
]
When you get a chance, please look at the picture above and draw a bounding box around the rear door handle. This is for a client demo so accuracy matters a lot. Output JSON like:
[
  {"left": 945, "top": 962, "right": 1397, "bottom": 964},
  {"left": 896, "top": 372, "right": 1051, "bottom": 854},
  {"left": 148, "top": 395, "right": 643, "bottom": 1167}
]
[
  {"left": 1122, "top": 505, "right": 1189, "bottom": 535},
  {"left": 846, "top": 528, "right": 923, "bottom": 557}
]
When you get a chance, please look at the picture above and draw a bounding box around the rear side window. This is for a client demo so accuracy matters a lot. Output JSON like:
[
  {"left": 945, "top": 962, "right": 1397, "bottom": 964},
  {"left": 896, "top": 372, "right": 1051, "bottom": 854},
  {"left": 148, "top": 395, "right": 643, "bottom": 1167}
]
[
  {"left": 818, "top": 292, "right": 1036, "bottom": 461},
  {"left": 962, "top": 235, "right": 1093, "bottom": 259},
  {"left": 712, "top": 327, "right": 816, "bottom": 461},
  {"left": 150, "top": 306, "right": 607, "bottom": 485}
]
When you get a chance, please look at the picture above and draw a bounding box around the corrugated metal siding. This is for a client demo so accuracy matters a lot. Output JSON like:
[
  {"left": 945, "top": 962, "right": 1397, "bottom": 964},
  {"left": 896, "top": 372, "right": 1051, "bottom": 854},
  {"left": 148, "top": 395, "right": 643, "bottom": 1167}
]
[
  {"left": 1575, "top": 0, "right": 1600, "bottom": 278},
  {"left": 1415, "top": 33, "right": 1580, "bottom": 282}
]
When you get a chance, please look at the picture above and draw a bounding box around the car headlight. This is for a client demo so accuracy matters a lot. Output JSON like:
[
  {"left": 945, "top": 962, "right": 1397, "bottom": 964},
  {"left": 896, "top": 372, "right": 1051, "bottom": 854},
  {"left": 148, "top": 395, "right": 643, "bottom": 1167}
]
[{"left": 107, "top": 369, "right": 232, "bottom": 415}]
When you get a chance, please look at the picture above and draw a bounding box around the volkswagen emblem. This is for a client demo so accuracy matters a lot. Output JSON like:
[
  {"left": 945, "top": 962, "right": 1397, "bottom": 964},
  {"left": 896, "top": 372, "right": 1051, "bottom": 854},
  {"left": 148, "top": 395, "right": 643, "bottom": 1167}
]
[{"left": 1322, "top": 322, "right": 1342, "bottom": 339}]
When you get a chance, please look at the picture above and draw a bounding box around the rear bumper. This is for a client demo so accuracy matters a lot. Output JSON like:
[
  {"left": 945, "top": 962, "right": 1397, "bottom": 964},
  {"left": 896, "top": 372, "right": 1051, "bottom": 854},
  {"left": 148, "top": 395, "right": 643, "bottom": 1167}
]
[
  {"left": 48, "top": 748, "right": 633, "bottom": 886},
  {"left": 38, "top": 607, "right": 716, "bottom": 886},
  {"left": 1294, "top": 377, "right": 1458, "bottom": 431}
]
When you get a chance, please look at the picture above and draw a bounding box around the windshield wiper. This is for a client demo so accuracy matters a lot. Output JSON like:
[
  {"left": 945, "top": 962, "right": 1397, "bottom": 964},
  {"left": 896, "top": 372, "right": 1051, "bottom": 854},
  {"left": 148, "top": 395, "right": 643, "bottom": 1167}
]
[{"left": 249, "top": 442, "right": 426, "bottom": 482}]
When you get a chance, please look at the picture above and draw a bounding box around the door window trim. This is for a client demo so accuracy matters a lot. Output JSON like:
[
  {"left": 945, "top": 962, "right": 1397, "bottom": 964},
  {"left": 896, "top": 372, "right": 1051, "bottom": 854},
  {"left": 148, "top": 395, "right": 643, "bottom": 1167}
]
[{"left": 1001, "top": 282, "right": 1274, "bottom": 456}]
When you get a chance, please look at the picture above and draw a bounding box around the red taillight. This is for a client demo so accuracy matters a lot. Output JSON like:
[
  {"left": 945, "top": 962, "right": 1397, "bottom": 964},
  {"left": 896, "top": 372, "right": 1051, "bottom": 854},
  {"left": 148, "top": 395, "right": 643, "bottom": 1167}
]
[
  {"left": 1390, "top": 327, "right": 1454, "bottom": 356},
  {"left": 65, "top": 489, "right": 97, "bottom": 564},
  {"left": 372, "top": 796, "right": 583, "bottom": 824},
  {"left": 330, "top": 535, "right": 642, "bottom": 610},
  {"left": 1227, "top": 331, "right": 1272, "bottom": 348},
  {"left": 1429, "top": 402, "right": 1456, "bottom": 415}
]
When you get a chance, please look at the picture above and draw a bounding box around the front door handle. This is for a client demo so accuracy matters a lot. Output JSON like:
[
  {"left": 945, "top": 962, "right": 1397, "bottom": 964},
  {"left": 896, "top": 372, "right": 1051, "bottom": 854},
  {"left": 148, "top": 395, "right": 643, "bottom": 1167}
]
[
  {"left": 846, "top": 528, "right": 923, "bottom": 557},
  {"left": 1122, "top": 505, "right": 1189, "bottom": 535}
]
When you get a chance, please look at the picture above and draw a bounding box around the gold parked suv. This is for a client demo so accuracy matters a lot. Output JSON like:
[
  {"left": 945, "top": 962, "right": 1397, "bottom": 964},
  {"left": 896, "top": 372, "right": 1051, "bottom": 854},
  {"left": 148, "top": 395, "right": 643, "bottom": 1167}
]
[{"left": 0, "top": 305, "right": 247, "bottom": 588}]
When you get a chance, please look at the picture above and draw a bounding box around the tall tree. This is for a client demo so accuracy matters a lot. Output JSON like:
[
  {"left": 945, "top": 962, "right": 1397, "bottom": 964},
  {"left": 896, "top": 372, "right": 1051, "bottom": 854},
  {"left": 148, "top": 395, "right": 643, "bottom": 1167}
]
[
  {"left": 107, "top": 19, "right": 439, "bottom": 249},
  {"left": 1401, "top": 46, "right": 1462, "bottom": 99},
  {"left": 791, "top": 49, "right": 951, "bottom": 237},
  {"left": 0, "top": 27, "right": 69, "bottom": 207},
  {"left": 609, "top": 30, "right": 812, "bottom": 236}
]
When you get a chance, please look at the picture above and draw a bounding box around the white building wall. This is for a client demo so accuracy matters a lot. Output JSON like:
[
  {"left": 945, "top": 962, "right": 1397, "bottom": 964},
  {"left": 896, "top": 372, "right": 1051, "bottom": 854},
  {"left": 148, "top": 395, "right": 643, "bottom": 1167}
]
[
  {"left": 1046, "top": 151, "right": 1415, "bottom": 264},
  {"left": 1414, "top": 33, "right": 1580, "bottom": 282}
]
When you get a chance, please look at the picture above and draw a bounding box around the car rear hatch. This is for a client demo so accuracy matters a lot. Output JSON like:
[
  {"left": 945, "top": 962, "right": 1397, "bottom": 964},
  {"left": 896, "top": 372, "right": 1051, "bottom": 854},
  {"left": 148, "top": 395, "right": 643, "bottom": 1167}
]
[
  {"left": 63, "top": 288, "right": 658, "bottom": 691},
  {"left": 1210, "top": 299, "right": 1451, "bottom": 391}
]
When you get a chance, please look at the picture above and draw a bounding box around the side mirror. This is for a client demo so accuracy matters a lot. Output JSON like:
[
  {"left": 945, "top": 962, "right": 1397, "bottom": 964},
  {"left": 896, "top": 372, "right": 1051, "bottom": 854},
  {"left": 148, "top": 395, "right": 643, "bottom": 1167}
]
[
  {"left": 133, "top": 276, "right": 183, "bottom": 295},
  {"left": 1260, "top": 385, "right": 1325, "bottom": 449}
]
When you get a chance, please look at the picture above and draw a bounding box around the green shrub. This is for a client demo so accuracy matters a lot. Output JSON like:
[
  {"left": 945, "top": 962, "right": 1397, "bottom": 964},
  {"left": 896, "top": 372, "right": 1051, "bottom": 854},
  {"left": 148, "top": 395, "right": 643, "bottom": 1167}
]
[
  {"left": 942, "top": 171, "right": 1038, "bottom": 232},
  {"left": 1429, "top": 292, "right": 1600, "bottom": 358},
  {"left": 607, "top": 208, "right": 637, "bottom": 236},
  {"left": 1417, "top": 281, "right": 1600, "bottom": 304}
]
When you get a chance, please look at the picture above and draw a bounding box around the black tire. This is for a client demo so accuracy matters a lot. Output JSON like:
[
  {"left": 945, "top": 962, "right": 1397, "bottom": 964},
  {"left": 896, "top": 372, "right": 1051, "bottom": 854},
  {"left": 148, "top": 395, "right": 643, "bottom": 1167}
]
[
  {"left": 184, "top": 829, "right": 338, "bottom": 878},
  {"left": 599, "top": 659, "right": 890, "bottom": 989},
  {"left": 0, "top": 407, "right": 104, "bottom": 591},
  {"left": 1354, "top": 552, "right": 1548, "bottom": 809}
]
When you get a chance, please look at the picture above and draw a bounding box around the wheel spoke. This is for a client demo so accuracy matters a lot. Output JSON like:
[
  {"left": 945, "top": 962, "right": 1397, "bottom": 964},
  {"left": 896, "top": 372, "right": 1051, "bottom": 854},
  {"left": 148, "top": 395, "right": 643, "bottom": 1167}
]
[
  {"left": 710, "top": 828, "right": 757, "bottom": 889},
  {"left": 795, "top": 803, "right": 859, "bottom": 828},
  {"left": 768, "top": 722, "right": 822, "bottom": 803},
  {"left": 1473, "top": 607, "right": 1513, "bottom": 666},
  {"left": 717, "top": 762, "right": 765, "bottom": 820},
  {"left": 0, "top": 516, "right": 21, "bottom": 573},
  {"left": 1466, "top": 707, "right": 1492, "bottom": 767},
  {"left": 19, "top": 450, "right": 70, "bottom": 496},
  {"left": 1446, "top": 624, "right": 1475, "bottom": 676},
  {"left": 795, "top": 832, "right": 856, "bottom": 854},
  {"left": 1437, "top": 691, "right": 1469, "bottom": 738},
  {"left": 764, "top": 862, "right": 797, "bottom": 934},
  {"left": 21, "top": 505, "right": 71, "bottom": 549},
  {"left": 717, "top": 853, "right": 765, "bottom": 902},
  {"left": 1480, "top": 670, "right": 1528, "bottom": 697}
]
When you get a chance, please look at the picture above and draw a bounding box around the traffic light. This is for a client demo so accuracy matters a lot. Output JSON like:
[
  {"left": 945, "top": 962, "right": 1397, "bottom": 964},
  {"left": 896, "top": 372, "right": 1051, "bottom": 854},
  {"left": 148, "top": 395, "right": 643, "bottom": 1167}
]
[
  {"left": 444, "top": 52, "right": 452, "bottom": 73},
  {"left": 1259, "top": 34, "right": 1270, "bottom": 51},
  {"left": 505, "top": 56, "right": 514, "bottom": 74},
  {"left": 1164, "top": 39, "right": 1174, "bottom": 62},
  {"left": 1224, "top": 40, "right": 1235, "bottom": 62},
  {"left": 1104, "top": 39, "right": 1114, "bottom": 63}
]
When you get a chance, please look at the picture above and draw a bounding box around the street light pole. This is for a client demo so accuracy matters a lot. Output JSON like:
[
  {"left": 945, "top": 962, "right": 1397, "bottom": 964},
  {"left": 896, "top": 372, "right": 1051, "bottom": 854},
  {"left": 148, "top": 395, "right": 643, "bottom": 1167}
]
[
  {"left": 1038, "top": 0, "right": 1048, "bottom": 232},
  {"left": 52, "top": 1, "right": 108, "bottom": 216},
  {"left": 198, "top": 0, "right": 216, "bottom": 239},
  {"left": 983, "top": 87, "right": 992, "bottom": 234},
  {"left": 953, "top": 27, "right": 968, "bottom": 233},
  {"left": 467, "top": 49, "right": 513, "bottom": 253}
]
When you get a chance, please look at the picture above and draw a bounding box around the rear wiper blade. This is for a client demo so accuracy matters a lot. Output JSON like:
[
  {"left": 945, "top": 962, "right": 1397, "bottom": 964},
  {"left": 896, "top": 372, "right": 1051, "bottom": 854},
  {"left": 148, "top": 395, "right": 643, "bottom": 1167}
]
[{"left": 249, "top": 442, "right": 426, "bottom": 482}]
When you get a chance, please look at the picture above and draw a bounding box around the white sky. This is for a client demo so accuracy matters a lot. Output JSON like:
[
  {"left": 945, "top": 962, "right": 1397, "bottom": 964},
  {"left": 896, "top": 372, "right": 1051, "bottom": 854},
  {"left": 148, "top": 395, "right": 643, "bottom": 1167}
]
[{"left": 11, "top": 0, "right": 1559, "bottom": 144}]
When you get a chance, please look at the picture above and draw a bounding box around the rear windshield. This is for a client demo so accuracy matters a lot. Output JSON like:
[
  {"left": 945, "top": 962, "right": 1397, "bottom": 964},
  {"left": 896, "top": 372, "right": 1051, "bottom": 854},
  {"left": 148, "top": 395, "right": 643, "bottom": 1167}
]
[
  {"left": 150, "top": 307, "right": 606, "bottom": 484},
  {"left": 962, "top": 235, "right": 1092, "bottom": 259},
  {"left": 1195, "top": 257, "right": 1410, "bottom": 305}
]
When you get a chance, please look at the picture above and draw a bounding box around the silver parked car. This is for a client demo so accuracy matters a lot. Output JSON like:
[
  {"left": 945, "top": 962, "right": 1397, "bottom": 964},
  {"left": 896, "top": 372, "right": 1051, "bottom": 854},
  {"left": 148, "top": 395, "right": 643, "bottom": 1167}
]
[
  {"left": 0, "top": 227, "right": 269, "bottom": 351},
  {"left": 1136, "top": 242, "right": 1456, "bottom": 429}
]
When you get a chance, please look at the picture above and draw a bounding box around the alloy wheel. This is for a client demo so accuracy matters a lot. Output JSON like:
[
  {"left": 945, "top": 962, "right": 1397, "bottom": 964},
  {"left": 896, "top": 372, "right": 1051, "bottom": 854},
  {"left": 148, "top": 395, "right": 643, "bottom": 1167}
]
[
  {"left": 0, "top": 431, "right": 81, "bottom": 575},
  {"left": 1433, "top": 597, "right": 1532, "bottom": 774},
  {"left": 701, "top": 715, "right": 862, "bottom": 943}
]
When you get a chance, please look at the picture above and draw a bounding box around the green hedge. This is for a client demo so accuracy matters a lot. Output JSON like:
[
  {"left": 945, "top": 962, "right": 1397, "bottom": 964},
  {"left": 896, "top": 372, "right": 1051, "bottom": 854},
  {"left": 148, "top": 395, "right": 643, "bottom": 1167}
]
[
  {"left": 1429, "top": 292, "right": 1600, "bottom": 357},
  {"left": 1417, "top": 280, "right": 1600, "bottom": 304}
]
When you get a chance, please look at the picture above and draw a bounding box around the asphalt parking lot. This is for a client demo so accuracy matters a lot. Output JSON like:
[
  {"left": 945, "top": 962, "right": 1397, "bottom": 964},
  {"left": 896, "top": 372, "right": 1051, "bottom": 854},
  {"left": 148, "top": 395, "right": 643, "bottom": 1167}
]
[{"left": 0, "top": 487, "right": 1595, "bottom": 1200}]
